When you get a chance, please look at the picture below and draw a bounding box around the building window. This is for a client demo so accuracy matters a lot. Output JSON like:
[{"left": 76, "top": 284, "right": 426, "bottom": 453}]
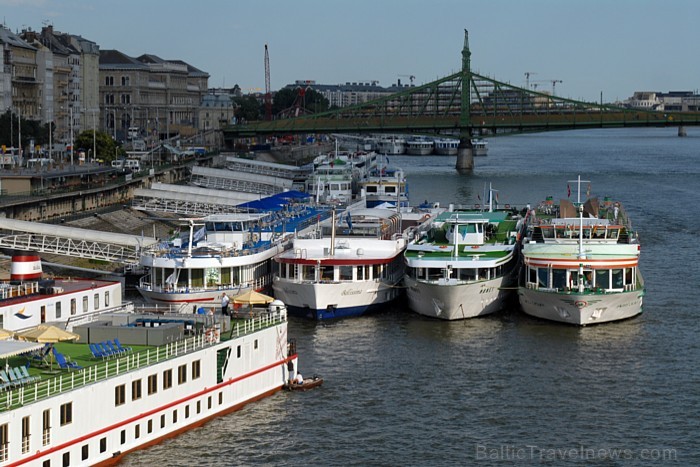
[
  {"left": 42, "top": 409, "right": 51, "bottom": 446},
  {"left": 60, "top": 402, "right": 72, "bottom": 426},
  {"left": 56, "top": 301, "right": 62, "bottom": 319},
  {"left": 100, "top": 437, "right": 107, "bottom": 453},
  {"left": 82, "top": 444, "right": 89, "bottom": 461},
  {"left": 192, "top": 360, "right": 201, "bottom": 380},
  {"left": 163, "top": 369, "right": 173, "bottom": 390},
  {"left": 121, "top": 76, "right": 130, "bottom": 86},
  {"left": 94, "top": 293, "right": 99, "bottom": 309},
  {"left": 105, "top": 76, "right": 114, "bottom": 86},
  {"left": 132, "top": 379, "right": 142, "bottom": 400},
  {"left": 178, "top": 364, "right": 187, "bottom": 384},
  {"left": 148, "top": 374, "right": 157, "bottom": 395},
  {"left": 115, "top": 384, "right": 126, "bottom": 406},
  {"left": 0, "top": 423, "right": 8, "bottom": 462},
  {"left": 21, "top": 416, "right": 30, "bottom": 454}
]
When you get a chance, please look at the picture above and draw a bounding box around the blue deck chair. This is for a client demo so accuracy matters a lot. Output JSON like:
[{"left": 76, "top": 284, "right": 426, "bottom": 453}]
[
  {"left": 89, "top": 343, "right": 107, "bottom": 359},
  {"left": 105, "top": 341, "right": 124, "bottom": 355},
  {"left": 114, "top": 338, "right": 132, "bottom": 353},
  {"left": 29, "top": 343, "right": 52, "bottom": 367},
  {"left": 7, "top": 367, "right": 22, "bottom": 385},
  {"left": 97, "top": 342, "right": 115, "bottom": 358},
  {"left": 0, "top": 370, "right": 12, "bottom": 390},
  {"left": 19, "top": 366, "right": 40, "bottom": 383},
  {"left": 52, "top": 348, "right": 82, "bottom": 370}
]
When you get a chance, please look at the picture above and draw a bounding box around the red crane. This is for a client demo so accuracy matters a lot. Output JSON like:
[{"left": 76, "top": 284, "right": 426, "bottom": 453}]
[{"left": 264, "top": 44, "right": 272, "bottom": 121}]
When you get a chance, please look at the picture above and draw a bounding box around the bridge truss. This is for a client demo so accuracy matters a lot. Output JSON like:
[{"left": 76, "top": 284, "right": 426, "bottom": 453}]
[{"left": 224, "top": 31, "right": 700, "bottom": 139}]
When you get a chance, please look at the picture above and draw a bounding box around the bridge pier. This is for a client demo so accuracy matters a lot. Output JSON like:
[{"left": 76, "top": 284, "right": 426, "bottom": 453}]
[
  {"left": 455, "top": 138, "right": 474, "bottom": 171},
  {"left": 678, "top": 126, "right": 687, "bottom": 137}
]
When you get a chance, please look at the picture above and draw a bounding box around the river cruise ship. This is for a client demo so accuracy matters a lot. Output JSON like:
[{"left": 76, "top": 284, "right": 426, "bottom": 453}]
[{"left": 518, "top": 179, "right": 644, "bottom": 325}]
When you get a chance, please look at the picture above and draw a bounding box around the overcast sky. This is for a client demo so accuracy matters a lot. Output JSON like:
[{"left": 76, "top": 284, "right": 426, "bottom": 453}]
[{"left": 2, "top": 0, "right": 699, "bottom": 102}]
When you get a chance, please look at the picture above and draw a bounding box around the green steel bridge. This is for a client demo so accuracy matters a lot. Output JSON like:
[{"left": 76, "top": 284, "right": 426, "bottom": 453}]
[{"left": 223, "top": 30, "right": 700, "bottom": 167}]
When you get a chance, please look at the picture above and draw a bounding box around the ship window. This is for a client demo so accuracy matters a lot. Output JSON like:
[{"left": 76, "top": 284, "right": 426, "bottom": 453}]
[
  {"left": 303, "top": 265, "right": 315, "bottom": 281},
  {"left": 163, "top": 369, "right": 173, "bottom": 389},
  {"left": 83, "top": 296, "right": 88, "bottom": 313},
  {"left": 62, "top": 452, "right": 69, "bottom": 467},
  {"left": 43, "top": 460, "right": 50, "bottom": 467},
  {"left": 339, "top": 266, "right": 353, "bottom": 281},
  {"left": 208, "top": 396, "right": 212, "bottom": 409},
  {"left": 321, "top": 265, "right": 334, "bottom": 281},
  {"left": 160, "top": 414, "right": 165, "bottom": 428},
  {"left": 60, "top": 402, "right": 72, "bottom": 426},
  {"left": 254, "top": 339, "right": 258, "bottom": 350},
  {"left": 366, "top": 185, "right": 377, "bottom": 193},
  {"left": 148, "top": 374, "right": 157, "bottom": 395},
  {"left": 172, "top": 410, "right": 178, "bottom": 424},
  {"left": 56, "top": 302, "right": 62, "bottom": 319},
  {"left": 596, "top": 270, "right": 610, "bottom": 289},
  {"left": 121, "top": 429, "right": 126, "bottom": 444},
  {"left": 132, "top": 379, "right": 142, "bottom": 400},
  {"left": 185, "top": 405, "right": 190, "bottom": 419},
  {"left": 94, "top": 293, "right": 99, "bottom": 309},
  {"left": 70, "top": 298, "right": 76, "bottom": 315},
  {"left": 42, "top": 409, "right": 51, "bottom": 446},
  {"left": 0, "top": 424, "right": 7, "bottom": 463},
  {"left": 115, "top": 384, "right": 126, "bottom": 406},
  {"left": 178, "top": 364, "right": 187, "bottom": 384},
  {"left": 105, "top": 291, "right": 110, "bottom": 307},
  {"left": 82, "top": 444, "right": 89, "bottom": 460},
  {"left": 147, "top": 420, "right": 153, "bottom": 434},
  {"left": 237, "top": 345, "right": 241, "bottom": 358},
  {"left": 21, "top": 416, "right": 30, "bottom": 454},
  {"left": 612, "top": 269, "right": 624, "bottom": 289},
  {"left": 192, "top": 360, "right": 201, "bottom": 379},
  {"left": 552, "top": 270, "right": 566, "bottom": 290},
  {"left": 385, "top": 186, "right": 396, "bottom": 193},
  {"left": 538, "top": 268, "right": 548, "bottom": 287},
  {"left": 100, "top": 437, "right": 107, "bottom": 453},
  {"left": 528, "top": 267, "right": 537, "bottom": 284},
  {"left": 219, "top": 392, "right": 223, "bottom": 405},
  {"left": 135, "top": 424, "right": 140, "bottom": 439},
  {"left": 197, "top": 401, "right": 201, "bottom": 414},
  {"left": 191, "top": 269, "right": 204, "bottom": 288}
]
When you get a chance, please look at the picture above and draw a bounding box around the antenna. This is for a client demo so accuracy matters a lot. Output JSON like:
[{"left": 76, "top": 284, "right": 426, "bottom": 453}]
[{"left": 264, "top": 44, "right": 272, "bottom": 121}]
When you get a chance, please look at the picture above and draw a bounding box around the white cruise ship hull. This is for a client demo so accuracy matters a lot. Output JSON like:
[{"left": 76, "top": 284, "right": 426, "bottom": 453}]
[
  {"left": 273, "top": 277, "right": 402, "bottom": 320},
  {"left": 518, "top": 286, "right": 644, "bottom": 325},
  {"left": 404, "top": 274, "right": 511, "bottom": 320}
]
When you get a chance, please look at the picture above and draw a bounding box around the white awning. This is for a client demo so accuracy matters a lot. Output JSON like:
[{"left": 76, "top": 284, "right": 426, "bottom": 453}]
[{"left": 0, "top": 340, "right": 45, "bottom": 359}]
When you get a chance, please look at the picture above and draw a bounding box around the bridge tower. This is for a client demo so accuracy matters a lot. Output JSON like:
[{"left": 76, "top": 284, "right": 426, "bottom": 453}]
[{"left": 456, "top": 29, "right": 474, "bottom": 171}]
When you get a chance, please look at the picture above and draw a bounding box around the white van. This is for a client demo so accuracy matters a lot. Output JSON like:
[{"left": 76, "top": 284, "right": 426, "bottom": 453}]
[{"left": 124, "top": 159, "right": 141, "bottom": 172}]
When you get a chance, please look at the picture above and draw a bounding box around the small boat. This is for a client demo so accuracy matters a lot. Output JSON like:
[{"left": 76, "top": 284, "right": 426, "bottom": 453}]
[{"left": 285, "top": 375, "right": 324, "bottom": 391}]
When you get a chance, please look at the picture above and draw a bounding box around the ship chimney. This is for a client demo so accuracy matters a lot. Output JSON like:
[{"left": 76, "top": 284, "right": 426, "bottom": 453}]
[{"left": 10, "top": 254, "right": 42, "bottom": 280}]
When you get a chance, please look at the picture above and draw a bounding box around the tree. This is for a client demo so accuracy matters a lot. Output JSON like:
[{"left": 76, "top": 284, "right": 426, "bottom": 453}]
[
  {"left": 74, "top": 130, "right": 119, "bottom": 162},
  {"left": 233, "top": 95, "right": 263, "bottom": 122},
  {"left": 272, "top": 87, "right": 330, "bottom": 117},
  {"left": 0, "top": 110, "right": 51, "bottom": 150}
]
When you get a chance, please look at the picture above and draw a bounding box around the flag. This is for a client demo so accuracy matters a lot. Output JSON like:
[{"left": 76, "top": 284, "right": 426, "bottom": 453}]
[{"left": 567, "top": 184, "right": 571, "bottom": 198}]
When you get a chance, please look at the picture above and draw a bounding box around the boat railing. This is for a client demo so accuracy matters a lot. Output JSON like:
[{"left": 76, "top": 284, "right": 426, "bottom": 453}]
[
  {"left": 0, "top": 310, "right": 287, "bottom": 412},
  {"left": 0, "top": 281, "right": 40, "bottom": 301}
]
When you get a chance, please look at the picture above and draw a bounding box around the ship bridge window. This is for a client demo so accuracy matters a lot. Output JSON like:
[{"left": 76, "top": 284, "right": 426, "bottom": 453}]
[
  {"left": 321, "top": 265, "right": 334, "bottom": 281},
  {"left": 596, "top": 270, "right": 610, "bottom": 289},
  {"left": 366, "top": 185, "right": 378, "bottom": 193},
  {"left": 538, "top": 268, "right": 548, "bottom": 287},
  {"left": 458, "top": 269, "right": 476, "bottom": 281},
  {"left": 385, "top": 186, "right": 396, "bottom": 193},
  {"left": 427, "top": 268, "right": 442, "bottom": 281},
  {"left": 552, "top": 269, "right": 566, "bottom": 289},
  {"left": 612, "top": 269, "right": 624, "bottom": 288},
  {"left": 339, "top": 266, "right": 353, "bottom": 281}
]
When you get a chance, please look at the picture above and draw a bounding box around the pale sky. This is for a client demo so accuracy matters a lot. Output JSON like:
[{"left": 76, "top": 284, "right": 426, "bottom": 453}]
[{"left": 2, "top": 0, "right": 699, "bottom": 102}]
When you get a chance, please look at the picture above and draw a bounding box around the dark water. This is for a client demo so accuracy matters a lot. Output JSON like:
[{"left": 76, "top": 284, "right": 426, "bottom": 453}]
[{"left": 122, "top": 128, "right": 699, "bottom": 465}]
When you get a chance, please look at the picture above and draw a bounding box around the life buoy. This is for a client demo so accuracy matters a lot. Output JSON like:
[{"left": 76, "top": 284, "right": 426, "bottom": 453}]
[
  {"left": 474, "top": 204, "right": 480, "bottom": 209},
  {"left": 471, "top": 245, "right": 479, "bottom": 249}
]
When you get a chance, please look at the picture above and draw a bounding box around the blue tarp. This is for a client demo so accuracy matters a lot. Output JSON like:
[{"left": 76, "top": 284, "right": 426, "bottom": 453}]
[{"left": 238, "top": 190, "right": 310, "bottom": 212}]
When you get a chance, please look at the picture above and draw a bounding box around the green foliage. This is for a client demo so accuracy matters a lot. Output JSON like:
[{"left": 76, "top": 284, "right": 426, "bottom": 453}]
[
  {"left": 74, "top": 130, "right": 119, "bottom": 161},
  {"left": 233, "top": 95, "right": 263, "bottom": 122},
  {"left": 0, "top": 110, "right": 52, "bottom": 149},
  {"left": 272, "top": 87, "right": 330, "bottom": 116}
]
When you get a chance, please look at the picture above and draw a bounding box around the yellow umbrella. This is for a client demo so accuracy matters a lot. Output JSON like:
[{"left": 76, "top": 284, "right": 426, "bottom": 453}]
[
  {"left": 17, "top": 325, "right": 80, "bottom": 343},
  {"left": 0, "top": 328, "right": 15, "bottom": 340},
  {"left": 233, "top": 290, "right": 274, "bottom": 306}
]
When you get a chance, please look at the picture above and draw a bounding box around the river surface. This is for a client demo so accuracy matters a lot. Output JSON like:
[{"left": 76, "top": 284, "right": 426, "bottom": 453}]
[{"left": 121, "top": 128, "right": 699, "bottom": 465}]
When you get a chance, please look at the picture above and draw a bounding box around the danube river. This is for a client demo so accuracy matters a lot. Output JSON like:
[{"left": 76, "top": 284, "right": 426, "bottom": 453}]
[{"left": 122, "top": 127, "right": 698, "bottom": 465}]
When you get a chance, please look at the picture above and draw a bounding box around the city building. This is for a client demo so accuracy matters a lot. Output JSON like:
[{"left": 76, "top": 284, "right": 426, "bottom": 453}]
[{"left": 624, "top": 91, "right": 700, "bottom": 112}]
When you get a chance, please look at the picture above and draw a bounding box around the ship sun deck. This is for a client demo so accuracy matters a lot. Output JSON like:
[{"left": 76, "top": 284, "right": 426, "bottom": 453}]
[{"left": 0, "top": 310, "right": 284, "bottom": 413}]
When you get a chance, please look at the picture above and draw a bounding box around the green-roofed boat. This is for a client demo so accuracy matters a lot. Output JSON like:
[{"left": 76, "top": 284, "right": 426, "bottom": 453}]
[{"left": 404, "top": 186, "right": 529, "bottom": 320}]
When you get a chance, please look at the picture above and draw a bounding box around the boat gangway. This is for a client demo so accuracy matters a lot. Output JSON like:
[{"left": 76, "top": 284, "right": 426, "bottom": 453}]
[
  {"left": 132, "top": 183, "right": 262, "bottom": 216},
  {"left": 0, "top": 218, "right": 158, "bottom": 264},
  {"left": 190, "top": 166, "right": 293, "bottom": 195}
]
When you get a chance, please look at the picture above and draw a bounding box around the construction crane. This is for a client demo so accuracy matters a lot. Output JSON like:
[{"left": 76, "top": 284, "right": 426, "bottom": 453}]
[
  {"left": 264, "top": 44, "right": 272, "bottom": 121},
  {"left": 397, "top": 74, "right": 415, "bottom": 85},
  {"left": 550, "top": 79, "right": 563, "bottom": 96},
  {"left": 524, "top": 72, "right": 537, "bottom": 90},
  {"left": 531, "top": 79, "right": 563, "bottom": 95}
]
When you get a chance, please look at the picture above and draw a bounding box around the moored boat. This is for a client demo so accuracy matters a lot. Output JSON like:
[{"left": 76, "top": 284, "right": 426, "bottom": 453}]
[
  {"left": 518, "top": 177, "right": 644, "bottom": 325},
  {"left": 272, "top": 208, "right": 408, "bottom": 320},
  {"left": 405, "top": 138, "right": 434, "bottom": 156},
  {"left": 404, "top": 187, "right": 528, "bottom": 320}
]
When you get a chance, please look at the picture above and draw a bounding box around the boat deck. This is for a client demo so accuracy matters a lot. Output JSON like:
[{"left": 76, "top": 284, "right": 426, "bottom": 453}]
[{"left": 0, "top": 311, "right": 284, "bottom": 412}]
